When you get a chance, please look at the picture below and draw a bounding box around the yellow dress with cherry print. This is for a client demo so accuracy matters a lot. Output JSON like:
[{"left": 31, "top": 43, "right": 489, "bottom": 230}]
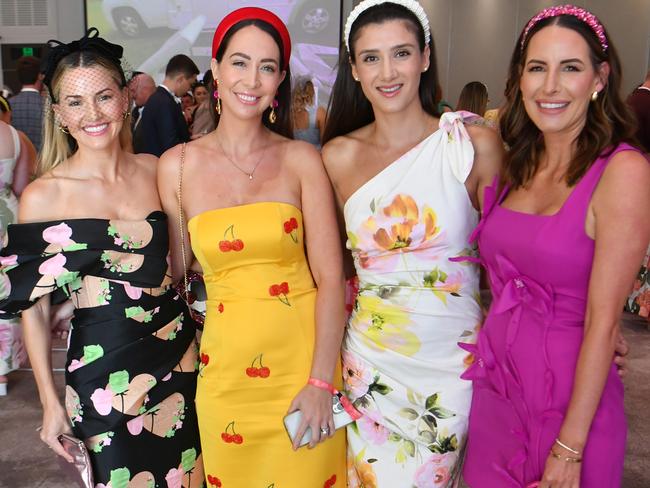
[{"left": 190, "top": 202, "right": 346, "bottom": 487}]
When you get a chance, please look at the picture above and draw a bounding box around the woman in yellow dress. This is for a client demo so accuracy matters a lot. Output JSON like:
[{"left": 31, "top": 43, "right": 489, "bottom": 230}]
[{"left": 158, "top": 8, "right": 347, "bottom": 487}]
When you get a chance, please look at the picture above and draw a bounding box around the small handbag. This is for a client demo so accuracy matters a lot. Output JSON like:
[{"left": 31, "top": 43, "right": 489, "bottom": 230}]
[
  {"left": 58, "top": 433, "right": 94, "bottom": 488},
  {"left": 175, "top": 142, "right": 207, "bottom": 325}
]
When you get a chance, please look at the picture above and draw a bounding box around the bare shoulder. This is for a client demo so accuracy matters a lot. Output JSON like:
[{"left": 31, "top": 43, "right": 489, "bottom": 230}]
[
  {"left": 598, "top": 147, "right": 650, "bottom": 194},
  {"left": 281, "top": 137, "right": 323, "bottom": 176},
  {"left": 466, "top": 123, "right": 504, "bottom": 177},
  {"left": 466, "top": 123, "right": 502, "bottom": 155},
  {"left": 18, "top": 174, "right": 63, "bottom": 223},
  {"left": 157, "top": 143, "right": 185, "bottom": 180},
  {"left": 321, "top": 128, "right": 369, "bottom": 178}
]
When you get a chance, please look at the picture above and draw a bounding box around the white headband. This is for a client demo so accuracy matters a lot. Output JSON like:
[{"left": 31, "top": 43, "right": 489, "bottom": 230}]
[{"left": 344, "top": 0, "right": 431, "bottom": 52}]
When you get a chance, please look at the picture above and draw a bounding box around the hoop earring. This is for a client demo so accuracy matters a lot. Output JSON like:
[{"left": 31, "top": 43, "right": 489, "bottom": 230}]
[
  {"left": 122, "top": 111, "right": 130, "bottom": 120},
  {"left": 59, "top": 124, "right": 69, "bottom": 134},
  {"left": 269, "top": 98, "right": 279, "bottom": 124},
  {"left": 591, "top": 90, "right": 598, "bottom": 102},
  {"left": 214, "top": 82, "right": 222, "bottom": 115}
]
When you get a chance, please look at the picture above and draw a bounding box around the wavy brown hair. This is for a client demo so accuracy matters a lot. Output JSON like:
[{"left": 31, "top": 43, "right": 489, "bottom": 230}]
[{"left": 500, "top": 14, "right": 637, "bottom": 188}]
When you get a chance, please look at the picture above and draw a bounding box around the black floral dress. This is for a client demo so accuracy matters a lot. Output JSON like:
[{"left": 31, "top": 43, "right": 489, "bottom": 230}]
[{"left": 0, "top": 211, "right": 204, "bottom": 487}]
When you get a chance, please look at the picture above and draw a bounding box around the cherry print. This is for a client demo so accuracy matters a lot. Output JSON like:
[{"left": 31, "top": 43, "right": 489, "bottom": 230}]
[
  {"left": 258, "top": 367, "right": 270, "bottom": 378},
  {"left": 219, "top": 225, "right": 245, "bottom": 253},
  {"left": 218, "top": 302, "right": 224, "bottom": 313},
  {"left": 231, "top": 239, "right": 244, "bottom": 251},
  {"left": 218, "top": 240, "right": 232, "bottom": 252},
  {"left": 269, "top": 282, "right": 291, "bottom": 306},
  {"left": 246, "top": 354, "right": 271, "bottom": 378},
  {"left": 222, "top": 421, "right": 244, "bottom": 444},
  {"left": 246, "top": 367, "right": 260, "bottom": 377},
  {"left": 324, "top": 474, "right": 337, "bottom": 487}
]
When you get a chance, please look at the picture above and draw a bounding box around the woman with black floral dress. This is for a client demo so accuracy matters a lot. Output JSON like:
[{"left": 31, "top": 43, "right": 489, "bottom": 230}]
[{"left": 0, "top": 29, "right": 203, "bottom": 487}]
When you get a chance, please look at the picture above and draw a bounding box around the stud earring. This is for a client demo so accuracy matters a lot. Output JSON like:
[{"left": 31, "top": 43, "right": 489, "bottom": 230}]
[
  {"left": 269, "top": 98, "right": 279, "bottom": 124},
  {"left": 591, "top": 90, "right": 598, "bottom": 102}
]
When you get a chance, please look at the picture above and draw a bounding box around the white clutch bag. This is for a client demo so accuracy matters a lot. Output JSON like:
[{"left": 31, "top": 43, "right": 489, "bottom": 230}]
[{"left": 283, "top": 394, "right": 356, "bottom": 447}]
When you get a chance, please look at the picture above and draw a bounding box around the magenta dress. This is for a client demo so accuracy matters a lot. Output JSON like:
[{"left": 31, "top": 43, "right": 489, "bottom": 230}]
[{"left": 462, "top": 144, "right": 638, "bottom": 487}]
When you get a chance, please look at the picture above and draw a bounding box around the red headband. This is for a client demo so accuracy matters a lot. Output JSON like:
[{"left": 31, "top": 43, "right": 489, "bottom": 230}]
[{"left": 211, "top": 7, "right": 291, "bottom": 70}]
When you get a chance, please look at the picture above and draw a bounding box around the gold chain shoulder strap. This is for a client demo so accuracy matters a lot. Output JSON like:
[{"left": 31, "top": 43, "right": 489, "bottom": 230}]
[{"left": 177, "top": 142, "right": 189, "bottom": 299}]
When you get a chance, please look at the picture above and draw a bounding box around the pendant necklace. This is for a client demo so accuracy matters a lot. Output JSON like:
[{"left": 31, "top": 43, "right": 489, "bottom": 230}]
[{"left": 216, "top": 135, "right": 267, "bottom": 181}]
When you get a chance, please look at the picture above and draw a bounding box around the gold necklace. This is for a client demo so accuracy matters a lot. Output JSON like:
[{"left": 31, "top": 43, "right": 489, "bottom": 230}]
[{"left": 216, "top": 135, "right": 268, "bottom": 181}]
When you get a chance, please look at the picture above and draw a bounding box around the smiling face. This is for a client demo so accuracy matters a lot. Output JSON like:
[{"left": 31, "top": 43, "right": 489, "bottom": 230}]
[
  {"left": 211, "top": 24, "right": 286, "bottom": 121},
  {"left": 52, "top": 65, "right": 128, "bottom": 149},
  {"left": 350, "top": 19, "right": 429, "bottom": 115},
  {"left": 520, "top": 24, "right": 608, "bottom": 137}
]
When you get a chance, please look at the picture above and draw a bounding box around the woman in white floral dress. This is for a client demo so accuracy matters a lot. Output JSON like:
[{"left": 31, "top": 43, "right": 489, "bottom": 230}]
[{"left": 322, "top": 1, "right": 503, "bottom": 486}]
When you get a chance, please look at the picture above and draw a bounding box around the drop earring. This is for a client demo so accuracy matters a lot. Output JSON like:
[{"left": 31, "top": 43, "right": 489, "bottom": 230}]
[
  {"left": 591, "top": 90, "right": 598, "bottom": 102},
  {"left": 214, "top": 81, "right": 222, "bottom": 115},
  {"left": 59, "top": 124, "right": 69, "bottom": 134},
  {"left": 269, "top": 98, "right": 279, "bottom": 124}
]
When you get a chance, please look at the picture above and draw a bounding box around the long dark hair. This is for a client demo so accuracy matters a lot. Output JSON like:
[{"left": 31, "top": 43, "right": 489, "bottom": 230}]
[
  {"left": 500, "top": 14, "right": 637, "bottom": 188},
  {"left": 211, "top": 19, "right": 292, "bottom": 138},
  {"left": 456, "top": 81, "right": 488, "bottom": 115},
  {"left": 322, "top": 3, "right": 440, "bottom": 145}
]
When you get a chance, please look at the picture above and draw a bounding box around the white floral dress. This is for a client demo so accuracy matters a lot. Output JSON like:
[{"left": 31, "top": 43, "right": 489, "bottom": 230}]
[{"left": 343, "top": 112, "right": 482, "bottom": 487}]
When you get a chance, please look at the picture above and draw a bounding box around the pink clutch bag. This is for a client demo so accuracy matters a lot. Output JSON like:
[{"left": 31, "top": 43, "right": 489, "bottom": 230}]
[{"left": 57, "top": 433, "right": 94, "bottom": 488}]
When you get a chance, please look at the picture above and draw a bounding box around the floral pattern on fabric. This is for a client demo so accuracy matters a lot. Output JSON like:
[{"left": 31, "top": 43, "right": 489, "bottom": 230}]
[
  {"left": 626, "top": 245, "right": 650, "bottom": 321},
  {"left": 343, "top": 112, "right": 482, "bottom": 487},
  {"left": 0, "top": 212, "right": 204, "bottom": 486}
]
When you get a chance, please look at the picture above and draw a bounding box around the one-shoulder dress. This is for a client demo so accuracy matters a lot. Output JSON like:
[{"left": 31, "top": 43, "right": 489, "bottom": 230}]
[
  {"left": 343, "top": 112, "right": 483, "bottom": 487},
  {"left": 0, "top": 211, "right": 204, "bottom": 487}
]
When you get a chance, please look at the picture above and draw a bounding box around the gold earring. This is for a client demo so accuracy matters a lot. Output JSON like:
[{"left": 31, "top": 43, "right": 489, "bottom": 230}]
[
  {"left": 269, "top": 106, "right": 277, "bottom": 124},
  {"left": 215, "top": 80, "right": 222, "bottom": 115},
  {"left": 59, "top": 124, "right": 69, "bottom": 134},
  {"left": 122, "top": 111, "right": 130, "bottom": 120},
  {"left": 591, "top": 90, "right": 598, "bottom": 102}
]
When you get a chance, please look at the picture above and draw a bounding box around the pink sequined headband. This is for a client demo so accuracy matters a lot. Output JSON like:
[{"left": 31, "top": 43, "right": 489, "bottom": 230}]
[{"left": 521, "top": 4, "right": 608, "bottom": 53}]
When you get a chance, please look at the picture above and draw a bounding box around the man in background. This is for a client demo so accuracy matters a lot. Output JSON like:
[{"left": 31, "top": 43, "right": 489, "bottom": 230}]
[
  {"left": 10, "top": 56, "right": 43, "bottom": 151},
  {"left": 627, "top": 69, "right": 650, "bottom": 153},
  {"left": 134, "top": 55, "right": 198, "bottom": 156},
  {"left": 128, "top": 71, "right": 157, "bottom": 134}
]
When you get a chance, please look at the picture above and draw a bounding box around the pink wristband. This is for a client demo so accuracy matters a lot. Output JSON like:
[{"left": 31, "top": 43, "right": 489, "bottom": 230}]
[
  {"left": 307, "top": 377, "right": 363, "bottom": 421},
  {"left": 308, "top": 377, "right": 336, "bottom": 394}
]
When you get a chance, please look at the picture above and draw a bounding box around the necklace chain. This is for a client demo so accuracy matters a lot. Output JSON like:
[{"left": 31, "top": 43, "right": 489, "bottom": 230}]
[{"left": 216, "top": 136, "right": 267, "bottom": 181}]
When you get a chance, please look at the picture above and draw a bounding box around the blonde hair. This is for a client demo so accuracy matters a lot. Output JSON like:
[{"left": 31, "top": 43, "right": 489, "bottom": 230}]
[
  {"left": 291, "top": 77, "right": 315, "bottom": 116},
  {"left": 39, "top": 52, "right": 132, "bottom": 176}
]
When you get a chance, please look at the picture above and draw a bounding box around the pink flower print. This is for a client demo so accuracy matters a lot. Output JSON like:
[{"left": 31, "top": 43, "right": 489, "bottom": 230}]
[
  {"left": 357, "top": 414, "right": 389, "bottom": 445},
  {"left": 342, "top": 350, "right": 373, "bottom": 401},
  {"left": 67, "top": 359, "right": 83, "bottom": 372},
  {"left": 165, "top": 467, "right": 183, "bottom": 488},
  {"left": 0, "top": 323, "right": 12, "bottom": 358},
  {"left": 414, "top": 453, "right": 454, "bottom": 488},
  {"left": 0, "top": 273, "right": 11, "bottom": 301},
  {"left": 38, "top": 253, "right": 67, "bottom": 277},
  {"left": 0, "top": 254, "right": 17, "bottom": 266},
  {"left": 127, "top": 415, "right": 145, "bottom": 435},
  {"left": 42, "top": 223, "right": 74, "bottom": 246},
  {"left": 102, "top": 436, "right": 112, "bottom": 447},
  {"left": 161, "top": 372, "right": 172, "bottom": 382},
  {"left": 121, "top": 281, "right": 143, "bottom": 300},
  {"left": 90, "top": 386, "right": 114, "bottom": 416}
]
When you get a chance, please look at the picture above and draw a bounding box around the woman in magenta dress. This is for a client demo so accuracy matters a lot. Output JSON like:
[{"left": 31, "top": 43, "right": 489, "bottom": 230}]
[{"left": 462, "top": 6, "right": 650, "bottom": 488}]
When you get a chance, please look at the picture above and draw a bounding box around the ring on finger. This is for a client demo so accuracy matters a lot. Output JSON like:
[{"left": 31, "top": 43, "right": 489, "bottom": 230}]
[{"left": 320, "top": 426, "right": 329, "bottom": 436}]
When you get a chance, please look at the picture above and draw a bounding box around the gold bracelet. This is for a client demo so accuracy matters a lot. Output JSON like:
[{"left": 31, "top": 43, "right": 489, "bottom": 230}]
[
  {"left": 551, "top": 451, "right": 582, "bottom": 463},
  {"left": 554, "top": 438, "right": 581, "bottom": 455}
]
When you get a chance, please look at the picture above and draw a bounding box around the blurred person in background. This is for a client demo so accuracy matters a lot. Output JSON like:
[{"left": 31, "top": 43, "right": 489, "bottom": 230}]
[
  {"left": 0, "top": 98, "right": 36, "bottom": 395},
  {"left": 292, "top": 76, "right": 326, "bottom": 148},
  {"left": 627, "top": 68, "right": 650, "bottom": 152},
  {"left": 128, "top": 71, "right": 156, "bottom": 134},
  {"left": 191, "top": 70, "right": 216, "bottom": 139},
  {"left": 134, "top": 54, "right": 198, "bottom": 156},
  {"left": 10, "top": 56, "right": 44, "bottom": 151}
]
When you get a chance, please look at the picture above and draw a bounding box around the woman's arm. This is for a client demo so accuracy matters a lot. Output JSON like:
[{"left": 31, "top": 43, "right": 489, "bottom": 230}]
[
  {"left": 541, "top": 151, "right": 650, "bottom": 487},
  {"left": 22, "top": 296, "right": 73, "bottom": 462},
  {"left": 286, "top": 141, "right": 346, "bottom": 449},
  {"left": 158, "top": 144, "right": 194, "bottom": 282},
  {"left": 12, "top": 131, "right": 36, "bottom": 196},
  {"left": 465, "top": 123, "right": 504, "bottom": 212}
]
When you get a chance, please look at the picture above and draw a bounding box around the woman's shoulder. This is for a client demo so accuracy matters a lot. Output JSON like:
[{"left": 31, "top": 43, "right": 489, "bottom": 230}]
[
  {"left": 322, "top": 125, "right": 373, "bottom": 171},
  {"left": 19, "top": 173, "right": 64, "bottom": 223}
]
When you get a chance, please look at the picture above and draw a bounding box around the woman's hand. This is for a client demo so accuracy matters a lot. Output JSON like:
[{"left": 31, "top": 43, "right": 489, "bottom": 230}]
[
  {"left": 539, "top": 451, "right": 581, "bottom": 488},
  {"left": 614, "top": 331, "right": 629, "bottom": 378},
  {"left": 287, "top": 384, "right": 334, "bottom": 450},
  {"left": 39, "top": 403, "right": 74, "bottom": 462}
]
